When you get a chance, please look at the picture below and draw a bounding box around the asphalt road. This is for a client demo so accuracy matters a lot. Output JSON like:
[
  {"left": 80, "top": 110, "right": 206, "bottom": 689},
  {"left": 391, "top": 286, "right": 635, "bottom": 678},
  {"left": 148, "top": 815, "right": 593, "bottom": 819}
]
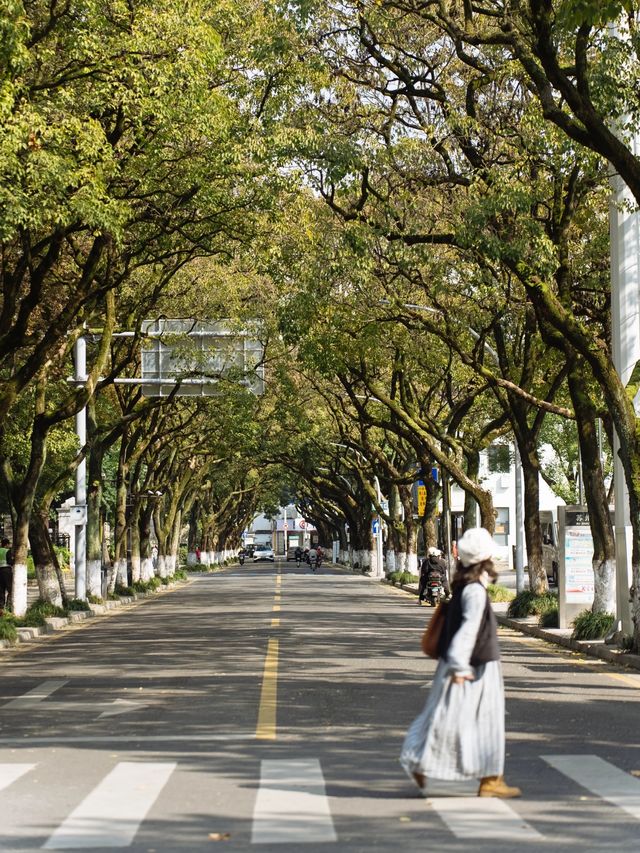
[{"left": 1, "top": 562, "right": 639, "bottom": 852}]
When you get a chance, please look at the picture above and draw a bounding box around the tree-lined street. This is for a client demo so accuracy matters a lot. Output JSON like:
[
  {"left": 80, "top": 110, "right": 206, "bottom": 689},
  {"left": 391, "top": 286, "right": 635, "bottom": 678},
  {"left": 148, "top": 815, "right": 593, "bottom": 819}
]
[{"left": 1, "top": 564, "right": 639, "bottom": 851}]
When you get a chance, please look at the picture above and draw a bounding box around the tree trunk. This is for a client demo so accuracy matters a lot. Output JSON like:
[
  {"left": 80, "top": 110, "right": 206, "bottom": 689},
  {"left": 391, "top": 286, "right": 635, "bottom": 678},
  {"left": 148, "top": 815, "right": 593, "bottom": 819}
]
[
  {"left": 520, "top": 445, "right": 548, "bottom": 594},
  {"left": 463, "top": 451, "right": 480, "bottom": 531},
  {"left": 29, "top": 510, "right": 63, "bottom": 606},
  {"left": 568, "top": 365, "right": 616, "bottom": 613},
  {"left": 86, "top": 426, "right": 104, "bottom": 598}
]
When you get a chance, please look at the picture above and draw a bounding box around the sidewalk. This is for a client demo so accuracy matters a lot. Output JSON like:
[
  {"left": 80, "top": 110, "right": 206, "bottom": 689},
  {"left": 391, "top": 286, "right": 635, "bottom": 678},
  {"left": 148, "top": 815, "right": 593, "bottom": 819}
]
[{"left": 387, "top": 573, "right": 640, "bottom": 673}]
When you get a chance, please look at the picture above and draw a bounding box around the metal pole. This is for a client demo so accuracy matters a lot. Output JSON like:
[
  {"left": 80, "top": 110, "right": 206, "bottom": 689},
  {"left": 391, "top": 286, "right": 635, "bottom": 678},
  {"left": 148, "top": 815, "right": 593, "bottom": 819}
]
[
  {"left": 74, "top": 336, "right": 87, "bottom": 600},
  {"left": 374, "top": 475, "right": 384, "bottom": 577},
  {"left": 442, "top": 468, "right": 453, "bottom": 580},
  {"left": 514, "top": 443, "right": 525, "bottom": 593}
]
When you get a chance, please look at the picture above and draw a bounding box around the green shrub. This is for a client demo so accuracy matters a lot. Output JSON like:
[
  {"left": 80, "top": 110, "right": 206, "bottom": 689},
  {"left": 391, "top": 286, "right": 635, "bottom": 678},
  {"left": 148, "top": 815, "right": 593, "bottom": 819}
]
[
  {"left": 115, "top": 584, "right": 134, "bottom": 596},
  {"left": 0, "top": 617, "right": 18, "bottom": 645},
  {"left": 16, "top": 600, "right": 67, "bottom": 627},
  {"left": 146, "top": 576, "right": 162, "bottom": 590},
  {"left": 487, "top": 583, "right": 515, "bottom": 603},
  {"left": 173, "top": 568, "right": 188, "bottom": 581},
  {"left": 539, "top": 607, "right": 559, "bottom": 628},
  {"left": 87, "top": 594, "right": 103, "bottom": 604},
  {"left": 387, "top": 570, "right": 402, "bottom": 584},
  {"left": 54, "top": 545, "right": 71, "bottom": 570},
  {"left": 400, "top": 571, "right": 419, "bottom": 584},
  {"left": 66, "top": 598, "right": 91, "bottom": 611},
  {"left": 507, "top": 590, "right": 558, "bottom": 618},
  {"left": 160, "top": 576, "right": 171, "bottom": 585},
  {"left": 179, "top": 545, "right": 187, "bottom": 566},
  {"left": 572, "top": 610, "right": 615, "bottom": 641}
]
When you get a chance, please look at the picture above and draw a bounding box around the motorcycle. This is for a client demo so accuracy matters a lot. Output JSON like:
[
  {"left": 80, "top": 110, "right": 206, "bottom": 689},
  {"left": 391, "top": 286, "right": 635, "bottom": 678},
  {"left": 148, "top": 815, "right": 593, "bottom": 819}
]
[
  {"left": 238, "top": 551, "right": 245, "bottom": 565},
  {"left": 425, "top": 571, "right": 444, "bottom": 606},
  {"left": 309, "top": 552, "right": 318, "bottom": 571}
]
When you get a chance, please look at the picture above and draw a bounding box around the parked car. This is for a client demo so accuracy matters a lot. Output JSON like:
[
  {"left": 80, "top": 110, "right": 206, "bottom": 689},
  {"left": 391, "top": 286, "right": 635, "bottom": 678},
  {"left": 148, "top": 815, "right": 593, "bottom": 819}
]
[{"left": 253, "top": 544, "right": 275, "bottom": 562}]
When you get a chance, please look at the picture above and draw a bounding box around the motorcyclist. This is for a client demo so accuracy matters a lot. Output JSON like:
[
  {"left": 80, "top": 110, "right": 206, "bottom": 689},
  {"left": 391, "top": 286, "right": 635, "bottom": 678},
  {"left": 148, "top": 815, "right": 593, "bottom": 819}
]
[
  {"left": 308, "top": 545, "right": 318, "bottom": 571},
  {"left": 418, "top": 546, "right": 450, "bottom": 605},
  {"left": 294, "top": 546, "right": 303, "bottom": 566},
  {"left": 316, "top": 545, "right": 323, "bottom": 568},
  {"left": 238, "top": 548, "right": 245, "bottom": 565}
]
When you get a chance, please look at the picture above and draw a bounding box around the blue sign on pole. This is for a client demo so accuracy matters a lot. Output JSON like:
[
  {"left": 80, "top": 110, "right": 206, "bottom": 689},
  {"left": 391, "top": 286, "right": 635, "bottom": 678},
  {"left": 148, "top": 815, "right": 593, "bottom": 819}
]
[
  {"left": 432, "top": 467, "right": 439, "bottom": 482},
  {"left": 372, "top": 519, "right": 380, "bottom": 534}
]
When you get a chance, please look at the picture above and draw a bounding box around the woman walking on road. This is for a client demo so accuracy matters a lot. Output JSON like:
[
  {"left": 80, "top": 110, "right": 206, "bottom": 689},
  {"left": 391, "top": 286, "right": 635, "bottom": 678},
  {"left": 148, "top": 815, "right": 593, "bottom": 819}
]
[{"left": 400, "top": 527, "right": 521, "bottom": 799}]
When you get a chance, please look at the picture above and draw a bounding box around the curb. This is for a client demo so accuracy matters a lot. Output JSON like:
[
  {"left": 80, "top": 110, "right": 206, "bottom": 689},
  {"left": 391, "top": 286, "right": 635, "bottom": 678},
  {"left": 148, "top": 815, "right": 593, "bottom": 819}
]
[
  {"left": 494, "top": 612, "right": 640, "bottom": 672},
  {"left": 383, "top": 579, "right": 640, "bottom": 674},
  {"left": 0, "top": 578, "right": 191, "bottom": 651}
]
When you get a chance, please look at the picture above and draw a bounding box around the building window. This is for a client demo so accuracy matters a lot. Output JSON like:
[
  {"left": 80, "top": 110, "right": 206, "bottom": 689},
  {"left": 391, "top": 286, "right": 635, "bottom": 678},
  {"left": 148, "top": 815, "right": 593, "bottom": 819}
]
[
  {"left": 487, "top": 444, "right": 511, "bottom": 474},
  {"left": 494, "top": 508, "right": 509, "bottom": 545}
]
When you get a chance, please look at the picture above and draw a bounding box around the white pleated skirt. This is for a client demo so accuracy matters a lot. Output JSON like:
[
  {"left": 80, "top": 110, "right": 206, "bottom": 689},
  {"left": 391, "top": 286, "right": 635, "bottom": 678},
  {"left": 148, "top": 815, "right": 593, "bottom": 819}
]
[{"left": 400, "top": 659, "right": 505, "bottom": 781}]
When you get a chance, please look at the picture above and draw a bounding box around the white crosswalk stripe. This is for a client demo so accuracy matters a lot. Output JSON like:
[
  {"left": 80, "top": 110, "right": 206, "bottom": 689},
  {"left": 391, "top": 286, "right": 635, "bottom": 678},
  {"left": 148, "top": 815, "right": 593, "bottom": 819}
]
[
  {"left": 42, "top": 761, "right": 176, "bottom": 849},
  {"left": 543, "top": 754, "right": 640, "bottom": 821},
  {"left": 0, "top": 753, "right": 638, "bottom": 847},
  {"left": 427, "top": 796, "right": 543, "bottom": 840},
  {"left": 252, "top": 759, "right": 337, "bottom": 844},
  {"left": 0, "top": 763, "right": 35, "bottom": 791}
]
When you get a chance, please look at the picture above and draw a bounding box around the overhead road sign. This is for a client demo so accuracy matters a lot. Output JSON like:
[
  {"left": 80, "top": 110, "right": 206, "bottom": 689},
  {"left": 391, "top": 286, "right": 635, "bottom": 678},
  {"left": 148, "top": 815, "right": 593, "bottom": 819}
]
[{"left": 140, "top": 319, "right": 265, "bottom": 397}]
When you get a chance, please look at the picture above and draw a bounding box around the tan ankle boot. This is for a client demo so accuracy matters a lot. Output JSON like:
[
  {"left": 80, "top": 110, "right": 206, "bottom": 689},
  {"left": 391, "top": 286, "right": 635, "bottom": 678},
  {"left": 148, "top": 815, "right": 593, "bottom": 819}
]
[{"left": 478, "top": 775, "right": 521, "bottom": 798}]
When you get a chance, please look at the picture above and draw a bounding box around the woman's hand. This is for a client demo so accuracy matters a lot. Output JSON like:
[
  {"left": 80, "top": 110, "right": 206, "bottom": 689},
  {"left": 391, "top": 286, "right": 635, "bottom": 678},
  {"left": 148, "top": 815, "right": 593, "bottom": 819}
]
[{"left": 451, "top": 674, "right": 474, "bottom": 685}]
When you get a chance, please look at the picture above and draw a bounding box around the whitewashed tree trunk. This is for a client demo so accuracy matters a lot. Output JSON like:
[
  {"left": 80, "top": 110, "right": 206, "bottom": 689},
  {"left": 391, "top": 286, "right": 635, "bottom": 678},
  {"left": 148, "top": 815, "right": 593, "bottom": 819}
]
[
  {"left": 36, "top": 563, "right": 63, "bottom": 606},
  {"left": 187, "top": 552, "right": 197, "bottom": 566},
  {"left": 12, "top": 563, "right": 28, "bottom": 616},
  {"left": 386, "top": 549, "right": 396, "bottom": 572},
  {"left": 131, "top": 554, "right": 141, "bottom": 583},
  {"left": 141, "top": 556, "right": 154, "bottom": 581},
  {"left": 116, "top": 558, "right": 128, "bottom": 588},
  {"left": 157, "top": 554, "right": 167, "bottom": 579},
  {"left": 593, "top": 556, "right": 617, "bottom": 613},
  {"left": 397, "top": 552, "right": 408, "bottom": 573},
  {"left": 168, "top": 553, "right": 176, "bottom": 576},
  {"left": 87, "top": 559, "right": 102, "bottom": 598}
]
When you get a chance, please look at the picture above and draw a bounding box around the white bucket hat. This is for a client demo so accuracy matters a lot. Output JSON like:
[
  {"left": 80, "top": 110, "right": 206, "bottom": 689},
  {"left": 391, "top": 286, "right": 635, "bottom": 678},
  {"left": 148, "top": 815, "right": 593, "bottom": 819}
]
[{"left": 456, "top": 527, "right": 495, "bottom": 567}]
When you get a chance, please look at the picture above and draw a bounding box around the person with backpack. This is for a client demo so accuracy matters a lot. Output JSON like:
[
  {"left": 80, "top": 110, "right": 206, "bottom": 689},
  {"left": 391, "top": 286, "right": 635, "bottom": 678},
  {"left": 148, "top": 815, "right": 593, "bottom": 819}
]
[{"left": 418, "top": 546, "right": 450, "bottom": 605}]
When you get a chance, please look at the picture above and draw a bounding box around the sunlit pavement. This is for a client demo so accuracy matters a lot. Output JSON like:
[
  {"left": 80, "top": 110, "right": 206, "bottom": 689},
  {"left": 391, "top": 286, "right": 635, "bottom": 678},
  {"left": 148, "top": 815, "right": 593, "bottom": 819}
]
[{"left": 1, "top": 562, "right": 639, "bottom": 851}]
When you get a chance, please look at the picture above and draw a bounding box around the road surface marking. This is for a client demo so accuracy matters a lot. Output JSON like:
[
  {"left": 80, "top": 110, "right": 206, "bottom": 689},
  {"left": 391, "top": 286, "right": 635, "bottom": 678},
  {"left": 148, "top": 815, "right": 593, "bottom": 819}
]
[
  {"left": 0, "top": 734, "right": 255, "bottom": 745},
  {"left": 0, "top": 763, "right": 35, "bottom": 791},
  {"left": 543, "top": 755, "right": 640, "bottom": 820},
  {"left": 252, "top": 759, "right": 336, "bottom": 844},
  {"left": 272, "top": 603, "right": 281, "bottom": 612},
  {"left": 271, "top": 618, "right": 280, "bottom": 627},
  {"left": 428, "top": 797, "right": 543, "bottom": 840},
  {"left": 4, "top": 680, "right": 68, "bottom": 709},
  {"left": 256, "top": 638, "right": 278, "bottom": 740},
  {"left": 43, "top": 761, "right": 176, "bottom": 849}
]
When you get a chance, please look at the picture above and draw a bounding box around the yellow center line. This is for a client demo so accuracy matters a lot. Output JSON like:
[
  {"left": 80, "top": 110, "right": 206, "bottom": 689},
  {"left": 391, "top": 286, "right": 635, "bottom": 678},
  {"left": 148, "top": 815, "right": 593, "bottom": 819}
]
[
  {"left": 272, "top": 603, "right": 281, "bottom": 612},
  {"left": 271, "top": 617, "right": 280, "bottom": 627},
  {"left": 256, "top": 638, "right": 279, "bottom": 740}
]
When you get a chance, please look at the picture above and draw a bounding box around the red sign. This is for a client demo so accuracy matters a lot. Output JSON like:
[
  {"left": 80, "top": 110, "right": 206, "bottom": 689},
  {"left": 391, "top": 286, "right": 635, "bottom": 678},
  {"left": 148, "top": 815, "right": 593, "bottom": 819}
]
[{"left": 298, "top": 520, "right": 306, "bottom": 528}]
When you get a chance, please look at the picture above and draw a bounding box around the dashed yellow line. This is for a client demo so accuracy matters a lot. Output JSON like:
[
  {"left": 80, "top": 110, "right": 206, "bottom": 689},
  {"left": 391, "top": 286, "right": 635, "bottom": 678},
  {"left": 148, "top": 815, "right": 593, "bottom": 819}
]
[
  {"left": 256, "top": 638, "right": 279, "bottom": 740},
  {"left": 271, "top": 618, "right": 280, "bottom": 627}
]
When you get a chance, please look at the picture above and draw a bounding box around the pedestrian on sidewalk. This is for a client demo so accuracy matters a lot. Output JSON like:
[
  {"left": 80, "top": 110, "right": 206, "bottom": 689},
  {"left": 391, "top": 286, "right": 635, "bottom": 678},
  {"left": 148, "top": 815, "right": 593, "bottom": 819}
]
[
  {"left": 400, "top": 527, "right": 521, "bottom": 799},
  {"left": 0, "top": 538, "right": 13, "bottom": 613}
]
